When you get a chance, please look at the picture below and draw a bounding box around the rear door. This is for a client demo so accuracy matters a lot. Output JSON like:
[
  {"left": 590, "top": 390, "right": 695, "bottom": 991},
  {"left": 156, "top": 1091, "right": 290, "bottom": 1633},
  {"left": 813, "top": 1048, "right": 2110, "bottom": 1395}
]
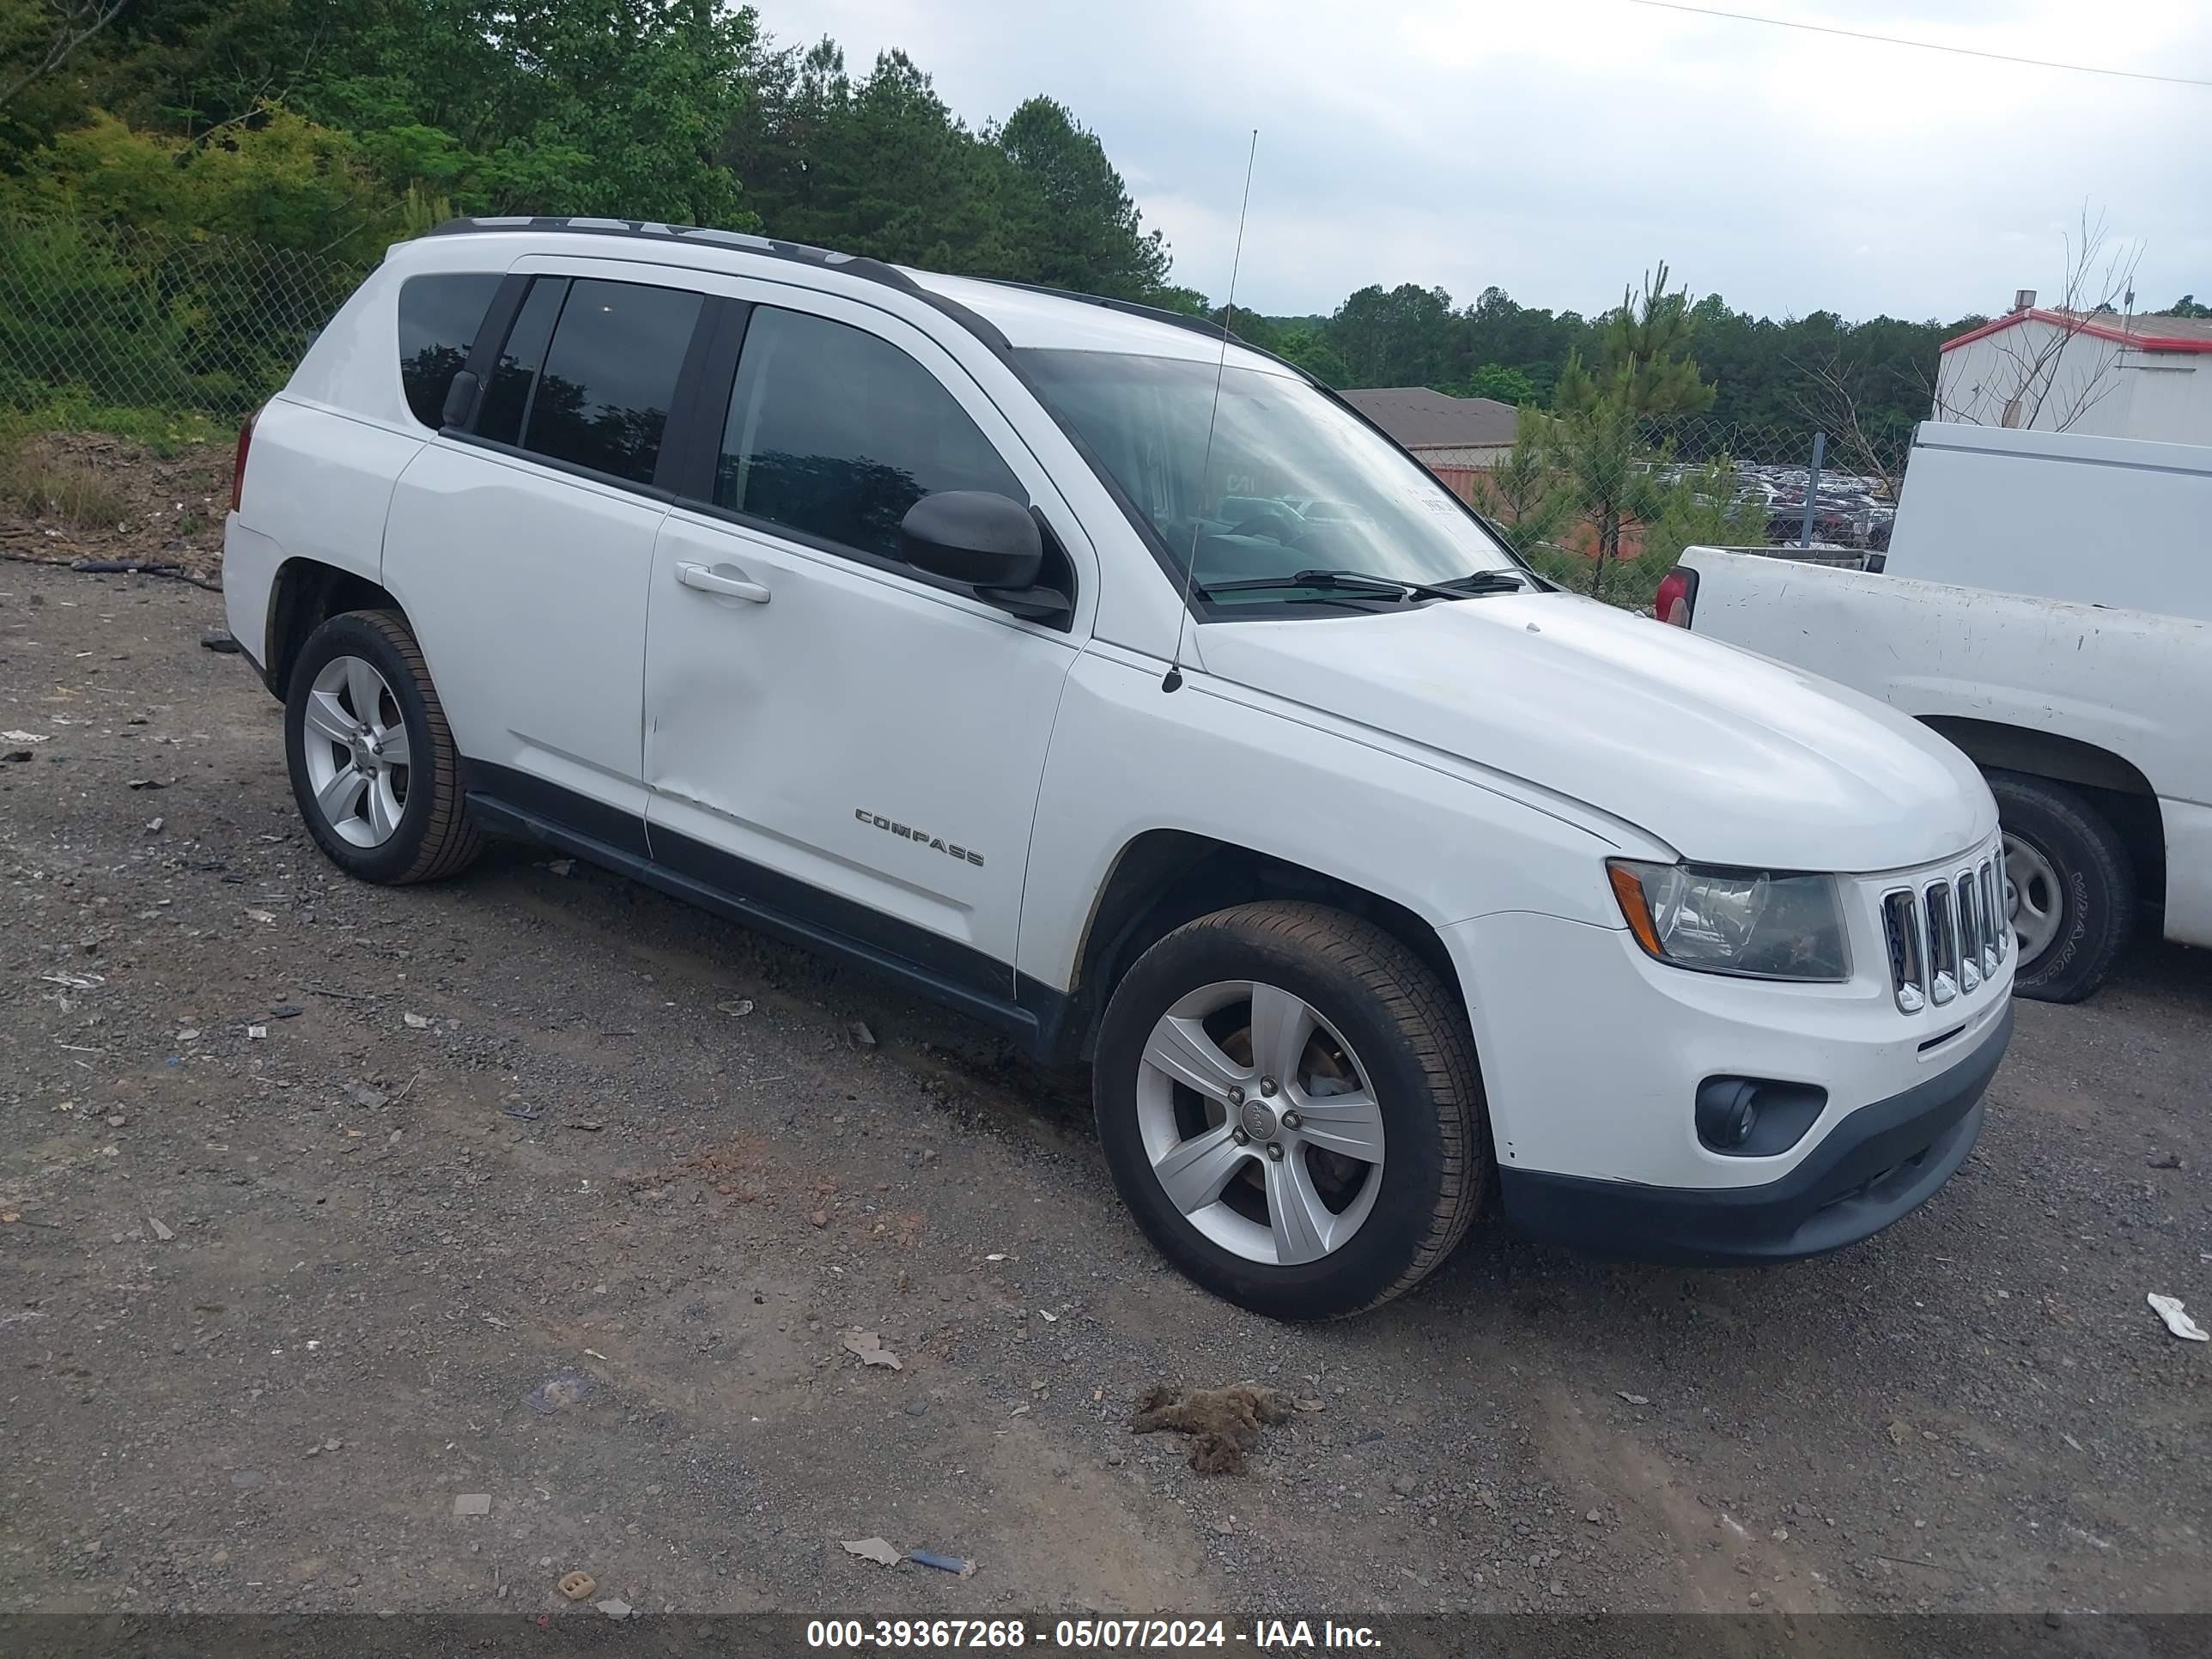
[
  {"left": 383, "top": 259, "right": 713, "bottom": 848},
  {"left": 639, "top": 291, "right": 1096, "bottom": 1013}
]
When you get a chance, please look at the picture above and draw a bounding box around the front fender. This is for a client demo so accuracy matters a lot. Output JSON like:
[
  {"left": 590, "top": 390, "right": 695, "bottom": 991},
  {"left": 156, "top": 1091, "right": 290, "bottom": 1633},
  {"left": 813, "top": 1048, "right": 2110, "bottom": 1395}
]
[{"left": 1015, "top": 645, "right": 1644, "bottom": 994}]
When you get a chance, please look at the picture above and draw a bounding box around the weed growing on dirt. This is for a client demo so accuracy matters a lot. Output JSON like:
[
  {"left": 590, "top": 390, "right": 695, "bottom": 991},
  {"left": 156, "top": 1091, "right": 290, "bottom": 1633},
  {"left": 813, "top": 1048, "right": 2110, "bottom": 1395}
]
[{"left": 0, "top": 435, "right": 134, "bottom": 531}]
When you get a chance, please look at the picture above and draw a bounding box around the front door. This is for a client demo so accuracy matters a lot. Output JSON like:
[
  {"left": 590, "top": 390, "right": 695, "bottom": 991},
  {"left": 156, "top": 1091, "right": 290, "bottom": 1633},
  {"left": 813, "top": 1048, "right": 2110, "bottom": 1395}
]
[{"left": 640, "top": 295, "right": 1094, "bottom": 1011}]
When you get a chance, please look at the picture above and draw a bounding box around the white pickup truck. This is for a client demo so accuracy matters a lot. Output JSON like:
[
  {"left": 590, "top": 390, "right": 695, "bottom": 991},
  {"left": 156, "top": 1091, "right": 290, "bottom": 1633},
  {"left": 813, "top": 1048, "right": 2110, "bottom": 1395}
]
[{"left": 1670, "top": 420, "right": 2211, "bottom": 1001}]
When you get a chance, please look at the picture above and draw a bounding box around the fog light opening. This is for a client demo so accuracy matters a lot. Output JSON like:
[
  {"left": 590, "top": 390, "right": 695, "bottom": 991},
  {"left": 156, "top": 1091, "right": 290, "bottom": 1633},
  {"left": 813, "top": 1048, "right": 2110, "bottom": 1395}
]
[
  {"left": 1695, "top": 1076, "right": 1827, "bottom": 1158},
  {"left": 1696, "top": 1079, "right": 1760, "bottom": 1152}
]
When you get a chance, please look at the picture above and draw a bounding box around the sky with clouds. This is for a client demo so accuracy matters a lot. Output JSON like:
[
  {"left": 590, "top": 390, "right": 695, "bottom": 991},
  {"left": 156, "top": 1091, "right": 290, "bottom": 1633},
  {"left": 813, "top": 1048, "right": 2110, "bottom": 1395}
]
[{"left": 755, "top": 0, "right": 2209, "bottom": 325}]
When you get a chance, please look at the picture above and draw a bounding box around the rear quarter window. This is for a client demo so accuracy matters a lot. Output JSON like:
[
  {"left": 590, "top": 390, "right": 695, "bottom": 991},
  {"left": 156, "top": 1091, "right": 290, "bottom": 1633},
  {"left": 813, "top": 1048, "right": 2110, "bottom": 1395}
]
[{"left": 397, "top": 272, "right": 502, "bottom": 428}]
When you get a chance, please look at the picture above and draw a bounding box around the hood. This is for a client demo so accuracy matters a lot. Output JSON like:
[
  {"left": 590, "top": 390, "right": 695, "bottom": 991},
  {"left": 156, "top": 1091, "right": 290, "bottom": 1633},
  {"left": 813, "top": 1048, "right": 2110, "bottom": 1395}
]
[{"left": 1197, "top": 591, "right": 1993, "bottom": 872}]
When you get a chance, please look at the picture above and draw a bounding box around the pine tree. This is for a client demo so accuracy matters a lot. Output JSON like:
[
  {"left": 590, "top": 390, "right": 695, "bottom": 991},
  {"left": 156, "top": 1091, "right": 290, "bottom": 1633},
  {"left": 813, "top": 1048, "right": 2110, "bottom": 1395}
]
[
  {"left": 1547, "top": 262, "right": 1715, "bottom": 600},
  {"left": 1471, "top": 407, "right": 1571, "bottom": 555}
]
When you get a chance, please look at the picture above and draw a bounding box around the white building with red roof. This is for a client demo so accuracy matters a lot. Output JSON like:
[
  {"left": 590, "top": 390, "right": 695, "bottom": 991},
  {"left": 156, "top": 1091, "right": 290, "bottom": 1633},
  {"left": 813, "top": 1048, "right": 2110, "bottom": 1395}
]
[{"left": 1936, "top": 295, "right": 2212, "bottom": 446}]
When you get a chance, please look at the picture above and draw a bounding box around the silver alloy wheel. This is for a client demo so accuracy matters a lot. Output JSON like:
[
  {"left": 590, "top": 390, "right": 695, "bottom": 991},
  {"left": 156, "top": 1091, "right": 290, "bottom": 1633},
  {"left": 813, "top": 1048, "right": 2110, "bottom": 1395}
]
[
  {"left": 2003, "top": 831, "right": 2063, "bottom": 968},
  {"left": 301, "top": 654, "right": 410, "bottom": 848},
  {"left": 1135, "top": 980, "right": 1385, "bottom": 1267}
]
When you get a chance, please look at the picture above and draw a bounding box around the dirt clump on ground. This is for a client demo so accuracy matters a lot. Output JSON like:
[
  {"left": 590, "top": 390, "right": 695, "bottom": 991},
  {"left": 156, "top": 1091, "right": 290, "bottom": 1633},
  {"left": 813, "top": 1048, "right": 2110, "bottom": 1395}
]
[
  {"left": 1131, "top": 1382, "right": 1297, "bottom": 1474},
  {"left": 0, "top": 429, "right": 230, "bottom": 584}
]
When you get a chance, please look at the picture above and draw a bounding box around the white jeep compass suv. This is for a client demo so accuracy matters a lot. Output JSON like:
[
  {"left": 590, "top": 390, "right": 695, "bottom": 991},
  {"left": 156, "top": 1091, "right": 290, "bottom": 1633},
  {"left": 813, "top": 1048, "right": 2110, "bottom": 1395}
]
[{"left": 222, "top": 217, "right": 2014, "bottom": 1317}]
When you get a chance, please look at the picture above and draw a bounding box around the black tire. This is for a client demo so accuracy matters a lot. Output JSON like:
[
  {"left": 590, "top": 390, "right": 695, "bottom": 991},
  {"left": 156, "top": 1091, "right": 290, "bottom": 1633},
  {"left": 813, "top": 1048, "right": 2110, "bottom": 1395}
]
[
  {"left": 1987, "top": 769, "right": 2134, "bottom": 1004},
  {"left": 284, "top": 609, "right": 483, "bottom": 885},
  {"left": 1093, "top": 901, "right": 1486, "bottom": 1320}
]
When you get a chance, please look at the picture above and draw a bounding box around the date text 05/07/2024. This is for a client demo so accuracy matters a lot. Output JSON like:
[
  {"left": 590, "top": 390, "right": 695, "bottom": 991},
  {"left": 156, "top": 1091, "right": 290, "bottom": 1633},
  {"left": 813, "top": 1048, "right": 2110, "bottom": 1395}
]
[{"left": 805, "top": 1619, "right": 1382, "bottom": 1650}]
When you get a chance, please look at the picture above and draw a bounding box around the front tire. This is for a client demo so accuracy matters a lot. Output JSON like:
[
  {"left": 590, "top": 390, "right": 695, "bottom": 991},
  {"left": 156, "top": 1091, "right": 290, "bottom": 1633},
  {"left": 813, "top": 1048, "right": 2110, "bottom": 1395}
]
[
  {"left": 1987, "top": 769, "right": 2134, "bottom": 1003},
  {"left": 285, "top": 610, "right": 482, "bottom": 885},
  {"left": 1094, "top": 902, "right": 1486, "bottom": 1319}
]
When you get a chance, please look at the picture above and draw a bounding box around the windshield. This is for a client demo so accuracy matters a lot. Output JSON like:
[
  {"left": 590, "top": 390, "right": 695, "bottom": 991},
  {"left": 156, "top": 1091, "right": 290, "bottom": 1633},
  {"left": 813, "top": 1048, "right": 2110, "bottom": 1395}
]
[{"left": 1018, "top": 349, "right": 1523, "bottom": 606}]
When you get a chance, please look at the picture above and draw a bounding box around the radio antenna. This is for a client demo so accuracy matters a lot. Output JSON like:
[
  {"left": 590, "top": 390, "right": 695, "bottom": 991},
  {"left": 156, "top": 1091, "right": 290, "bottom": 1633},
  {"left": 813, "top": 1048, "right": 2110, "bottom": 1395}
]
[{"left": 1162, "top": 128, "right": 1258, "bottom": 694}]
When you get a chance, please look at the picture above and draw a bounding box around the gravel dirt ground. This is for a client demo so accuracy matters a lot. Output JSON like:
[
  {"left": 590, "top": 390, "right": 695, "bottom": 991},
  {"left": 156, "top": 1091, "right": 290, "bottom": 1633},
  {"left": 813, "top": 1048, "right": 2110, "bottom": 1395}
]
[{"left": 3, "top": 559, "right": 2209, "bottom": 1622}]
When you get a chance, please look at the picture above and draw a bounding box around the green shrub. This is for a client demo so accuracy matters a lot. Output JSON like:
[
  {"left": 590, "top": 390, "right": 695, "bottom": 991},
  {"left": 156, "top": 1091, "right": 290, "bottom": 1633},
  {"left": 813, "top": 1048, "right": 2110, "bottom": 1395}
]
[{"left": 0, "top": 215, "right": 198, "bottom": 410}]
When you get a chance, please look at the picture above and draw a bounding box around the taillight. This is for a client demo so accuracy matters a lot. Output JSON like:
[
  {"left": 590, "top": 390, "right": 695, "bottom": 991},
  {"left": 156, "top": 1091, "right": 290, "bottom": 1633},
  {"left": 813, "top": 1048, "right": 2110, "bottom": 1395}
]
[
  {"left": 1655, "top": 566, "right": 1697, "bottom": 627},
  {"left": 231, "top": 414, "right": 255, "bottom": 515}
]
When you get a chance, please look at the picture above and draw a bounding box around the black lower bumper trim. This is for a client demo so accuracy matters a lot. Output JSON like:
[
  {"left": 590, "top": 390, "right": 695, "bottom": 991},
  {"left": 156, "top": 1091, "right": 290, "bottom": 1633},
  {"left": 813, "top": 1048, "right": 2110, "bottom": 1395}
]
[{"left": 1499, "top": 1002, "right": 2012, "bottom": 1266}]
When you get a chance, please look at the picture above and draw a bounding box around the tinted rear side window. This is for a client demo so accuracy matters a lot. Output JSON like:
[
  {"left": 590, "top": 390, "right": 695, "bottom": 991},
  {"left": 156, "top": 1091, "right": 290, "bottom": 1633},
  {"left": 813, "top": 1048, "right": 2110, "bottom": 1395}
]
[
  {"left": 518, "top": 279, "right": 702, "bottom": 485},
  {"left": 716, "top": 307, "right": 1022, "bottom": 562},
  {"left": 396, "top": 273, "right": 501, "bottom": 429},
  {"left": 476, "top": 277, "right": 565, "bottom": 447}
]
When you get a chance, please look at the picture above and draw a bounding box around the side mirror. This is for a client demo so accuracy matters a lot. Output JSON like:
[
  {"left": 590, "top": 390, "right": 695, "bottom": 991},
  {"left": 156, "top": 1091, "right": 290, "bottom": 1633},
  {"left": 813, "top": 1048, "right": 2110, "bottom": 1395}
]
[
  {"left": 440, "top": 369, "right": 481, "bottom": 430},
  {"left": 899, "top": 491, "right": 1042, "bottom": 590}
]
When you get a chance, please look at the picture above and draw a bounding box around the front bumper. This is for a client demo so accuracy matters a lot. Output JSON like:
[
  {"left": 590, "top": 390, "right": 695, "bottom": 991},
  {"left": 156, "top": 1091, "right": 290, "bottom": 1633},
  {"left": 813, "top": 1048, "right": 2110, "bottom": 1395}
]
[{"left": 1498, "top": 1001, "right": 2009, "bottom": 1264}]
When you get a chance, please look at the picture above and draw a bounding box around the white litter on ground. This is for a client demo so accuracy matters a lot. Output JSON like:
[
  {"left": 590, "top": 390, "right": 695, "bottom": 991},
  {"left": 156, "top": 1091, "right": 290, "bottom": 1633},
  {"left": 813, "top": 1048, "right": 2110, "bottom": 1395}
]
[{"left": 2147, "top": 1292, "right": 2208, "bottom": 1341}]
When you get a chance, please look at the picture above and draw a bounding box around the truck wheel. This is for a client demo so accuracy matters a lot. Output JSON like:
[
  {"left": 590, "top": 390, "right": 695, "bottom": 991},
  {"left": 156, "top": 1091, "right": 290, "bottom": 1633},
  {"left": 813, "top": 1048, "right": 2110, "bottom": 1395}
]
[
  {"left": 285, "top": 610, "right": 483, "bottom": 885},
  {"left": 1986, "top": 769, "right": 2134, "bottom": 1004},
  {"left": 1093, "top": 902, "right": 1486, "bottom": 1319}
]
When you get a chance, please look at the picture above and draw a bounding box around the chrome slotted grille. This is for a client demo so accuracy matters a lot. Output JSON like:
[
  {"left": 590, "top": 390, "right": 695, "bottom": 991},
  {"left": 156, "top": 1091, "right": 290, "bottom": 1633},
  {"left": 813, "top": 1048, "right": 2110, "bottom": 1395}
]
[
  {"left": 1996, "top": 847, "right": 2012, "bottom": 961},
  {"left": 1881, "top": 842, "right": 2009, "bottom": 1016},
  {"left": 1990, "top": 862, "right": 2008, "bottom": 981},
  {"left": 1924, "top": 881, "right": 1959, "bottom": 1006},
  {"left": 1955, "top": 874, "right": 1982, "bottom": 994},
  {"left": 1882, "top": 891, "right": 1926, "bottom": 1013}
]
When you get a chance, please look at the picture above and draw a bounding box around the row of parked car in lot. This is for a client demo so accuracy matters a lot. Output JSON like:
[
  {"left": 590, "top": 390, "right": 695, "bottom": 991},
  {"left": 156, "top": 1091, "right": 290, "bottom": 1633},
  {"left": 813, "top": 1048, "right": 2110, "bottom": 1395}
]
[
  {"left": 218, "top": 216, "right": 2202, "bottom": 1321},
  {"left": 1652, "top": 459, "right": 1900, "bottom": 550}
]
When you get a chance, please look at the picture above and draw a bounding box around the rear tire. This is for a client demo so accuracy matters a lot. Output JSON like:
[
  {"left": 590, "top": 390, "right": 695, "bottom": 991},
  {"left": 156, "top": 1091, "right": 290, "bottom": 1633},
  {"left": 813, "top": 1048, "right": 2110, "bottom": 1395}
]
[
  {"left": 1093, "top": 902, "right": 1486, "bottom": 1319},
  {"left": 1986, "top": 769, "right": 2133, "bottom": 1003},
  {"left": 285, "top": 609, "right": 483, "bottom": 885}
]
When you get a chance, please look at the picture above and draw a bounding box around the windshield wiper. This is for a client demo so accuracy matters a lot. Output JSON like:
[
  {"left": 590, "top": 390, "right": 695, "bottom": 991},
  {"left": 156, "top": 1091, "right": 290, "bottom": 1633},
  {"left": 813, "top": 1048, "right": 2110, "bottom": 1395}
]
[
  {"left": 1195, "top": 568, "right": 1474, "bottom": 604},
  {"left": 1437, "top": 571, "right": 1534, "bottom": 596}
]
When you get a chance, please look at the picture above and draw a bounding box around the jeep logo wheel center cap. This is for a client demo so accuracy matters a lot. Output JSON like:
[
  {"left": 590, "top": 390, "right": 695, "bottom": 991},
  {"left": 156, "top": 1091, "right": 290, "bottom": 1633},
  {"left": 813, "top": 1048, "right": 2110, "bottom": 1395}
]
[{"left": 1238, "top": 1099, "right": 1279, "bottom": 1141}]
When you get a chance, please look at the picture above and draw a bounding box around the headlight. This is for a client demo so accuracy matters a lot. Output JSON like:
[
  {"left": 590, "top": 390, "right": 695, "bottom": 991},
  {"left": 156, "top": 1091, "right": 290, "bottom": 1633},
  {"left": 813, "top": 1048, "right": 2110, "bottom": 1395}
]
[{"left": 1607, "top": 860, "right": 1850, "bottom": 981}]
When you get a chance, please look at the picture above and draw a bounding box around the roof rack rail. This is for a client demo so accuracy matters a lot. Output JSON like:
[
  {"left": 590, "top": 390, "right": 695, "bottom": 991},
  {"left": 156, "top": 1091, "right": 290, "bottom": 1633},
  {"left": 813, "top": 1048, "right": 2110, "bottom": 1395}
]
[
  {"left": 420, "top": 216, "right": 1012, "bottom": 355},
  {"left": 973, "top": 278, "right": 1239, "bottom": 343},
  {"left": 976, "top": 277, "right": 1332, "bottom": 386}
]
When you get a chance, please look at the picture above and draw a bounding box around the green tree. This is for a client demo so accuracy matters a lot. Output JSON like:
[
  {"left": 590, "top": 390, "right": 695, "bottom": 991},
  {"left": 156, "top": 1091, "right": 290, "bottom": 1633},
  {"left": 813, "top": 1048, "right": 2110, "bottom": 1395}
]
[
  {"left": 2159, "top": 295, "right": 2211, "bottom": 318},
  {"left": 8, "top": 106, "right": 395, "bottom": 256},
  {"left": 1459, "top": 362, "right": 1535, "bottom": 404},
  {"left": 0, "top": 0, "right": 128, "bottom": 127},
  {"left": 1330, "top": 282, "right": 1459, "bottom": 386},
  {"left": 54, "top": 0, "right": 762, "bottom": 227},
  {"left": 1468, "top": 406, "right": 1571, "bottom": 556},
  {"left": 993, "top": 95, "right": 1168, "bottom": 300},
  {"left": 1548, "top": 261, "right": 1716, "bottom": 601},
  {"left": 1639, "top": 462, "right": 1767, "bottom": 592},
  {"left": 351, "top": 0, "right": 760, "bottom": 224},
  {"left": 725, "top": 54, "right": 1176, "bottom": 298},
  {"left": 1459, "top": 285, "right": 1595, "bottom": 404},
  {"left": 726, "top": 43, "right": 1021, "bottom": 270},
  {"left": 1275, "top": 323, "right": 1349, "bottom": 386}
]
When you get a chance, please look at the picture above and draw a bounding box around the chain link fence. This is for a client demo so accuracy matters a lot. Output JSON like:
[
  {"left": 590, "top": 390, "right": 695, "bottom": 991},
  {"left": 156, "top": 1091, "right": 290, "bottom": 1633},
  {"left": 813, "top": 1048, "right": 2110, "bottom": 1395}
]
[
  {"left": 1, "top": 216, "right": 368, "bottom": 421},
  {"left": 1641, "top": 413, "right": 1911, "bottom": 550},
  {"left": 1433, "top": 410, "right": 1917, "bottom": 608}
]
